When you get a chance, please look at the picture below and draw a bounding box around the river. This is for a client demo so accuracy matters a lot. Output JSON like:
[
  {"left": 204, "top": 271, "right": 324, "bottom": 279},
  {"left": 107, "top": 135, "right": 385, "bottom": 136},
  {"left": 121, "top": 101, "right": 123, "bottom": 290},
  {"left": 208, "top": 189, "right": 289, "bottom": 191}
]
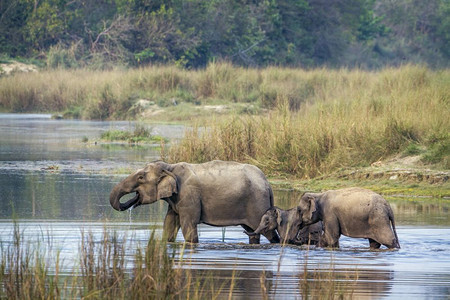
[{"left": 0, "top": 113, "right": 449, "bottom": 299}]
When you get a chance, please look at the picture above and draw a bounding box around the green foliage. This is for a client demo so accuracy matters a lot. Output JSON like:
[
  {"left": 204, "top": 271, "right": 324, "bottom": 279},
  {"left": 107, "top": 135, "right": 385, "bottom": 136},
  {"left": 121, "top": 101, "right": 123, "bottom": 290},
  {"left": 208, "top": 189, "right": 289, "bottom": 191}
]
[
  {"left": 0, "top": 0, "right": 449, "bottom": 68},
  {"left": 357, "top": 3, "right": 388, "bottom": 41},
  {"left": 100, "top": 124, "right": 166, "bottom": 144},
  {"left": 46, "top": 44, "right": 79, "bottom": 69},
  {"left": 403, "top": 143, "right": 423, "bottom": 156},
  {"left": 422, "top": 133, "right": 450, "bottom": 168},
  {"left": 435, "top": 0, "right": 450, "bottom": 58}
]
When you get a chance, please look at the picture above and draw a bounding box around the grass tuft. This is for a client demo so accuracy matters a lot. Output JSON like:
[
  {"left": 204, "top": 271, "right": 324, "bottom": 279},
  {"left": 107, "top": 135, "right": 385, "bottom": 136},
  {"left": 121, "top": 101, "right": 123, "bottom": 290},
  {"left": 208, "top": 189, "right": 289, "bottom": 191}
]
[{"left": 101, "top": 124, "right": 167, "bottom": 144}]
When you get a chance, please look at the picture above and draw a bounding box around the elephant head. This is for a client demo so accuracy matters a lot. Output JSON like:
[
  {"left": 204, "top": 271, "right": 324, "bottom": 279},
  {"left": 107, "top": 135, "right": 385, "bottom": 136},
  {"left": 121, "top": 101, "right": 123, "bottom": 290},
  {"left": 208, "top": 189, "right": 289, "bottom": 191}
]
[
  {"left": 109, "top": 162, "right": 178, "bottom": 211},
  {"left": 298, "top": 193, "right": 319, "bottom": 227},
  {"left": 245, "top": 207, "right": 278, "bottom": 236},
  {"left": 245, "top": 207, "right": 302, "bottom": 243}
]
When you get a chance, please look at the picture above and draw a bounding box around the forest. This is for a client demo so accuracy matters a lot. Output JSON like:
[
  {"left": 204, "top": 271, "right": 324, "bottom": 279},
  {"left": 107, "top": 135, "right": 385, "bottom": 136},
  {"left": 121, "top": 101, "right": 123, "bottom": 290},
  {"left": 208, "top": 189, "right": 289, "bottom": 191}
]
[{"left": 1, "top": 0, "right": 449, "bottom": 69}]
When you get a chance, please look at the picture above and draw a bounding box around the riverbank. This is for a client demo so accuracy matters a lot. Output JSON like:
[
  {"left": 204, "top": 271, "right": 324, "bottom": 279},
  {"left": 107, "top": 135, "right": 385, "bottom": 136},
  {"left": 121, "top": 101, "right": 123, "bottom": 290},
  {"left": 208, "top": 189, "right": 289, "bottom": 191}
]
[{"left": 1, "top": 64, "right": 448, "bottom": 185}]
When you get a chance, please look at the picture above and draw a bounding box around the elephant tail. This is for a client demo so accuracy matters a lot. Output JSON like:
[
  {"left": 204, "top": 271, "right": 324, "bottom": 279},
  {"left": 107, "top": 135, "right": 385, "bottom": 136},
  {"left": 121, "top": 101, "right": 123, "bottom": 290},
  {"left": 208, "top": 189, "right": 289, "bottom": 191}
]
[{"left": 388, "top": 206, "right": 401, "bottom": 249}]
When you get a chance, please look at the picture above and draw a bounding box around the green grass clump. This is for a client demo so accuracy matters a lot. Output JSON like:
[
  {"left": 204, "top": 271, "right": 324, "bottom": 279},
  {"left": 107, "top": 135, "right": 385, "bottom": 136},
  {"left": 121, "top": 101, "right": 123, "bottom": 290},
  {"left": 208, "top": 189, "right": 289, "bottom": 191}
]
[
  {"left": 101, "top": 124, "right": 166, "bottom": 144},
  {"left": 422, "top": 133, "right": 450, "bottom": 169}
]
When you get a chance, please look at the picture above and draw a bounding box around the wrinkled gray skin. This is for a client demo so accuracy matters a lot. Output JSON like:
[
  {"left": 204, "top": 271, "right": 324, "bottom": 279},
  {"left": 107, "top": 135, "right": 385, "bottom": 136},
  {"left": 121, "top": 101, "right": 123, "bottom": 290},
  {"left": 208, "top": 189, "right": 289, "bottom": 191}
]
[
  {"left": 298, "top": 187, "right": 400, "bottom": 249},
  {"left": 244, "top": 207, "right": 323, "bottom": 245},
  {"left": 296, "top": 220, "right": 323, "bottom": 246},
  {"left": 109, "top": 160, "right": 280, "bottom": 244}
]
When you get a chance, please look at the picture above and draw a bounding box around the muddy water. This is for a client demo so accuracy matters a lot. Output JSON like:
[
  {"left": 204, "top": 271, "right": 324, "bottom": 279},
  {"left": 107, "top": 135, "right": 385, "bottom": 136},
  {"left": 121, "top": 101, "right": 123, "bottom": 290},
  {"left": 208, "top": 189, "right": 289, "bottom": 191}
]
[{"left": 1, "top": 114, "right": 450, "bottom": 299}]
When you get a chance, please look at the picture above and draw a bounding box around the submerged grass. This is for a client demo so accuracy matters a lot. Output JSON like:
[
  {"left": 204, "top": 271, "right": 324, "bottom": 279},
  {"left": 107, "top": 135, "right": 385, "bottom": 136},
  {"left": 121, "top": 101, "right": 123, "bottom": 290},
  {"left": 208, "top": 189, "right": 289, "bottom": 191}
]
[{"left": 1, "top": 224, "right": 358, "bottom": 299}]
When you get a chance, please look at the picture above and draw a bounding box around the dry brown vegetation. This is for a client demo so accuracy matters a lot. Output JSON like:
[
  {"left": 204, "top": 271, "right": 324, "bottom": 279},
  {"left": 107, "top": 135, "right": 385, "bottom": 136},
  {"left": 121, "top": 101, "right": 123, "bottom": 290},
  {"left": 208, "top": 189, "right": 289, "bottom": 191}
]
[
  {"left": 1, "top": 63, "right": 448, "bottom": 178},
  {"left": 166, "top": 65, "right": 449, "bottom": 178},
  {"left": 1, "top": 224, "right": 358, "bottom": 299}
]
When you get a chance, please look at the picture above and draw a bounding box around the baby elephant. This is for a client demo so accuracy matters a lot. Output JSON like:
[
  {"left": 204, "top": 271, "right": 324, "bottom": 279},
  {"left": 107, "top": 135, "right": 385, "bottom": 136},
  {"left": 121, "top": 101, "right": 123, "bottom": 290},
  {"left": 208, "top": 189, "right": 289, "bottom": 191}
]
[
  {"left": 244, "top": 206, "right": 322, "bottom": 245},
  {"left": 298, "top": 187, "right": 400, "bottom": 249}
]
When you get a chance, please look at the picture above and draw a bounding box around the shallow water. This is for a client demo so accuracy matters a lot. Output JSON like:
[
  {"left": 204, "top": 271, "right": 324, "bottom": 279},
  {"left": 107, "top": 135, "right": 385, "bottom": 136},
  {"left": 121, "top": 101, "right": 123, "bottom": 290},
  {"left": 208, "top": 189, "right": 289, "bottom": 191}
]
[{"left": 1, "top": 114, "right": 449, "bottom": 299}]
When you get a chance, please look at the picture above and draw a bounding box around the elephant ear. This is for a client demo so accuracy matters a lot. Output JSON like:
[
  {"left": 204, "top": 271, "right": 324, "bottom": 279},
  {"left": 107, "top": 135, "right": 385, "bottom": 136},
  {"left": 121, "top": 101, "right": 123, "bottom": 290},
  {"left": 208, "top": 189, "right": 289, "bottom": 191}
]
[
  {"left": 157, "top": 170, "right": 178, "bottom": 199},
  {"left": 275, "top": 208, "right": 283, "bottom": 227},
  {"left": 304, "top": 196, "right": 316, "bottom": 221}
]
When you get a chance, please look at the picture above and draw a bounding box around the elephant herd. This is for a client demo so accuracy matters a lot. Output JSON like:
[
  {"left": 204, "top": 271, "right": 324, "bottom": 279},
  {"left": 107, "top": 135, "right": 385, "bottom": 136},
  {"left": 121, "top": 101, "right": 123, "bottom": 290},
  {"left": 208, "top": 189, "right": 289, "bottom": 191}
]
[{"left": 110, "top": 160, "right": 400, "bottom": 249}]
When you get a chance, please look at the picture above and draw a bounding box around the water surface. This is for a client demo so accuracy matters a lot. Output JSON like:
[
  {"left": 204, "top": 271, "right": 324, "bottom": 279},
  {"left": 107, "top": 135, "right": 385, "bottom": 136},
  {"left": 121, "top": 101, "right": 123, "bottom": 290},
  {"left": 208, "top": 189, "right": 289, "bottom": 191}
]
[{"left": 1, "top": 114, "right": 449, "bottom": 299}]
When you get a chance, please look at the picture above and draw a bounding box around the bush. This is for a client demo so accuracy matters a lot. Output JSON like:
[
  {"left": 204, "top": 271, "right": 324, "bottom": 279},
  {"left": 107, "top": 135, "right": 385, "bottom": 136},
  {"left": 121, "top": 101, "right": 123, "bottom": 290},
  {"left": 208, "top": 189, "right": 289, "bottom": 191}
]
[{"left": 46, "top": 44, "right": 79, "bottom": 69}]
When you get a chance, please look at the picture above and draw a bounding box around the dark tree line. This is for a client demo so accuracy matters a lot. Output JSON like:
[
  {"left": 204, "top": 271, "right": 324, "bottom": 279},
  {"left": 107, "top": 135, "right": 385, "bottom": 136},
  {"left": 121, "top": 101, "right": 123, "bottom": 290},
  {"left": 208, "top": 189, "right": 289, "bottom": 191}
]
[{"left": 0, "top": 0, "right": 448, "bottom": 69}]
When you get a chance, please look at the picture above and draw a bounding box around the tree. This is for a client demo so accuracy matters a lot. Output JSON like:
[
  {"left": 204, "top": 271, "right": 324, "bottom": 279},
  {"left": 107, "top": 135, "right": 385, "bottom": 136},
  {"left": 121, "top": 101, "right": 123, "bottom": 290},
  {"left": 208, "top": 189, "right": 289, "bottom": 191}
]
[{"left": 0, "top": 0, "right": 33, "bottom": 56}]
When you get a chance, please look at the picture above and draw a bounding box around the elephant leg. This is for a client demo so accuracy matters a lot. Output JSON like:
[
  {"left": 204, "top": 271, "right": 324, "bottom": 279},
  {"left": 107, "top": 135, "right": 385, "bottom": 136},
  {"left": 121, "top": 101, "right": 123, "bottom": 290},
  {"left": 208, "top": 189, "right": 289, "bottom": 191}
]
[
  {"left": 369, "top": 238, "right": 381, "bottom": 249},
  {"left": 320, "top": 220, "right": 340, "bottom": 248},
  {"left": 180, "top": 223, "right": 199, "bottom": 243},
  {"left": 263, "top": 230, "right": 280, "bottom": 244},
  {"left": 241, "top": 225, "right": 261, "bottom": 244},
  {"left": 163, "top": 206, "right": 180, "bottom": 242},
  {"left": 179, "top": 215, "right": 199, "bottom": 243}
]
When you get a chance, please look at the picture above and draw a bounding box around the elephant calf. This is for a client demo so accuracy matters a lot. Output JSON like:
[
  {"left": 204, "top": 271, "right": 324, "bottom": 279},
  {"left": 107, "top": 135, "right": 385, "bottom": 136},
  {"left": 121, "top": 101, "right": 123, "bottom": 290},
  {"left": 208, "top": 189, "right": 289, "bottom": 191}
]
[
  {"left": 298, "top": 187, "right": 400, "bottom": 249},
  {"left": 244, "top": 206, "right": 323, "bottom": 245}
]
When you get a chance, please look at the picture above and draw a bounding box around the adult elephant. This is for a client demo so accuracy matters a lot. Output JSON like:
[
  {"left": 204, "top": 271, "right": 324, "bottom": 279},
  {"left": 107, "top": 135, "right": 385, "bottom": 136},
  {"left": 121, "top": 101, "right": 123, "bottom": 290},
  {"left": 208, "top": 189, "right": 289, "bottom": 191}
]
[
  {"left": 109, "top": 160, "right": 280, "bottom": 244},
  {"left": 298, "top": 187, "right": 400, "bottom": 249}
]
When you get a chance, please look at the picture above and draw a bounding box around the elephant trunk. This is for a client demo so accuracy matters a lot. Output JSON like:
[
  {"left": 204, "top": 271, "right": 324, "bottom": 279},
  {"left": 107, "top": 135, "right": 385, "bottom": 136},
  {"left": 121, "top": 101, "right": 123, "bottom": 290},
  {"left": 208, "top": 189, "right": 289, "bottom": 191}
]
[
  {"left": 244, "top": 224, "right": 266, "bottom": 236},
  {"left": 244, "top": 230, "right": 258, "bottom": 236},
  {"left": 110, "top": 185, "right": 139, "bottom": 211},
  {"left": 110, "top": 185, "right": 126, "bottom": 211}
]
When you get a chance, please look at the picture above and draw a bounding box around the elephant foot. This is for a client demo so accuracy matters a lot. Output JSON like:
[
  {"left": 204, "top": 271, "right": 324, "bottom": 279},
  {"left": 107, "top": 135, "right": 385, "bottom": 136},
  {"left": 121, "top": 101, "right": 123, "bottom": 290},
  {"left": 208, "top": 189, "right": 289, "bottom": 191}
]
[
  {"left": 319, "top": 240, "right": 339, "bottom": 248},
  {"left": 248, "top": 235, "right": 261, "bottom": 244},
  {"left": 264, "top": 230, "right": 280, "bottom": 243},
  {"left": 269, "top": 235, "right": 280, "bottom": 244},
  {"left": 369, "top": 238, "right": 381, "bottom": 249}
]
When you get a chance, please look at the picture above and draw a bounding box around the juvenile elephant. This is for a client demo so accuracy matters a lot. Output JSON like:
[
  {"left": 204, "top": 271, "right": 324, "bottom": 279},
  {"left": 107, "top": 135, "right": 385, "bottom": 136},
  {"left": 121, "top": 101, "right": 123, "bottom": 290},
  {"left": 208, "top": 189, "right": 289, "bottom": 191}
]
[
  {"left": 109, "top": 160, "right": 280, "bottom": 244},
  {"left": 298, "top": 187, "right": 400, "bottom": 249},
  {"left": 244, "top": 206, "right": 323, "bottom": 245}
]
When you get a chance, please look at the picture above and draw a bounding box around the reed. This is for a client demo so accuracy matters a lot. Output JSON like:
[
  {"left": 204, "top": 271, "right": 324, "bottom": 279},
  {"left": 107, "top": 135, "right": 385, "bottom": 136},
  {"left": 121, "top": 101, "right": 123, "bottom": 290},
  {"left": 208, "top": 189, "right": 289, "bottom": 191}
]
[
  {"left": 0, "top": 223, "right": 61, "bottom": 299},
  {"left": 1, "top": 224, "right": 360, "bottom": 299}
]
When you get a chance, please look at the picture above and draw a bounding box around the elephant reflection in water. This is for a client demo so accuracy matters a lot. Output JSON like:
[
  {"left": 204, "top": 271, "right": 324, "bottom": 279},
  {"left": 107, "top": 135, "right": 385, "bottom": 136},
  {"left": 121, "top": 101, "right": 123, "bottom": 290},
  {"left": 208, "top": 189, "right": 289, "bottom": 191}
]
[
  {"left": 185, "top": 269, "right": 275, "bottom": 298},
  {"left": 300, "top": 267, "right": 394, "bottom": 298},
  {"left": 186, "top": 266, "right": 394, "bottom": 298}
]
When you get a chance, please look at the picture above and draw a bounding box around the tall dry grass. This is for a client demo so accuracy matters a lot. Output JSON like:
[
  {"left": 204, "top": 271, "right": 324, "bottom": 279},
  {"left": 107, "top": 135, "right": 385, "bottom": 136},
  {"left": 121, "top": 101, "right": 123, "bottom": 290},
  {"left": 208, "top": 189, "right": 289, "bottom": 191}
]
[
  {"left": 167, "top": 66, "right": 449, "bottom": 177},
  {"left": 1, "top": 63, "right": 447, "bottom": 120},
  {"left": 0, "top": 224, "right": 61, "bottom": 299},
  {"left": 1, "top": 224, "right": 358, "bottom": 299},
  {"left": 1, "top": 63, "right": 448, "bottom": 173}
]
